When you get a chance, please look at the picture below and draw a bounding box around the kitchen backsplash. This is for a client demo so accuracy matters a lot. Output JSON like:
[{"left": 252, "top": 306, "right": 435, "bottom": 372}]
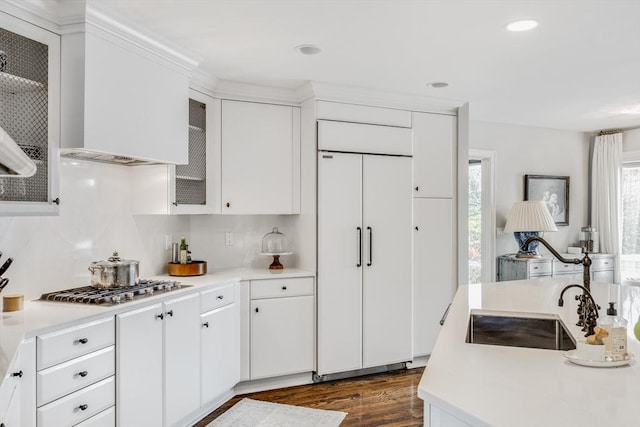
[{"left": 0, "top": 158, "right": 297, "bottom": 300}]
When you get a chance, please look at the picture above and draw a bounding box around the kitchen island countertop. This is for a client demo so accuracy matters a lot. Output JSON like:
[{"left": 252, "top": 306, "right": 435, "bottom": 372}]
[{"left": 418, "top": 278, "right": 640, "bottom": 427}]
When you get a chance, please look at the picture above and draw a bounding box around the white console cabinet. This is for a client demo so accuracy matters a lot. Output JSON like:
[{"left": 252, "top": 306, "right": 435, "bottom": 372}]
[{"left": 497, "top": 253, "right": 615, "bottom": 283}]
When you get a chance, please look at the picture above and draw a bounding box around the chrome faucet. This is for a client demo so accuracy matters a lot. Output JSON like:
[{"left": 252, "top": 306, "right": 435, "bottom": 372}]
[{"left": 522, "top": 236, "right": 600, "bottom": 336}]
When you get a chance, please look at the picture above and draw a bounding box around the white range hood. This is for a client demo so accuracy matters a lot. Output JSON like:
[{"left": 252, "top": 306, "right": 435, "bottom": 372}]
[{"left": 0, "top": 125, "right": 37, "bottom": 177}]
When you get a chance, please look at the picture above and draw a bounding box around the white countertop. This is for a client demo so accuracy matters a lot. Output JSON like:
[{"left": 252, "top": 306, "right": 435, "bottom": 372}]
[
  {"left": 0, "top": 267, "right": 313, "bottom": 380},
  {"left": 418, "top": 278, "right": 640, "bottom": 427}
]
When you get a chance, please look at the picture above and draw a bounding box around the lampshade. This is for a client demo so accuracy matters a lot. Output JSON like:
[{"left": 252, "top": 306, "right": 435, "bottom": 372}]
[{"left": 504, "top": 201, "right": 558, "bottom": 233}]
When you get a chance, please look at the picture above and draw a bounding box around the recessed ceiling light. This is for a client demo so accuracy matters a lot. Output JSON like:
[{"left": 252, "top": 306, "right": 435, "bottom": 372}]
[
  {"left": 427, "top": 81, "right": 449, "bottom": 89},
  {"left": 506, "top": 20, "right": 538, "bottom": 32},
  {"left": 296, "top": 44, "right": 323, "bottom": 55}
]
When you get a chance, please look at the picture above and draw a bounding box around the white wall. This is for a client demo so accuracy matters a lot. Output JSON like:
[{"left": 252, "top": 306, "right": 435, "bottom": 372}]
[
  {"left": 0, "top": 159, "right": 189, "bottom": 300},
  {"left": 470, "top": 121, "right": 590, "bottom": 261},
  {"left": 624, "top": 128, "right": 640, "bottom": 152}
]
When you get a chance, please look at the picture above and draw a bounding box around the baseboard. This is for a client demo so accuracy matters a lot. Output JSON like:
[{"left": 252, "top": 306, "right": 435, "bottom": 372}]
[
  {"left": 181, "top": 388, "right": 235, "bottom": 426},
  {"left": 234, "top": 372, "right": 315, "bottom": 395},
  {"left": 312, "top": 362, "right": 408, "bottom": 382},
  {"left": 407, "top": 355, "right": 430, "bottom": 369}
]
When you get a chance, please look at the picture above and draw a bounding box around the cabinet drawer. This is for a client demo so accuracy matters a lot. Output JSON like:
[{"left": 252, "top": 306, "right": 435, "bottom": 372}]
[
  {"left": 553, "top": 261, "right": 580, "bottom": 273},
  {"left": 37, "top": 346, "right": 115, "bottom": 406},
  {"left": 37, "top": 317, "right": 115, "bottom": 370},
  {"left": 251, "top": 277, "right": 314, "bottom": 299},
  {"left": 592, "top": 257, "right": 614, "bottom": 271},
  {"left": 74, "top": 406, "right": 115, "bottom": 427},
  {"left": 201, "top": 283, "right": 235, "bottom": 312},
  {"left": 37, "top": 376, "right": 114, "bottom": 427},
  {"left": 528, "top": 261, "right": 551, "bottom": 276}
]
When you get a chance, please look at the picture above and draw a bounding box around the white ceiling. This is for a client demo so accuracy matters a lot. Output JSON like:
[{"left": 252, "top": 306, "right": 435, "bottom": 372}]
[{"left": 96, "top": 0, "right": 640, "bottom": 132}]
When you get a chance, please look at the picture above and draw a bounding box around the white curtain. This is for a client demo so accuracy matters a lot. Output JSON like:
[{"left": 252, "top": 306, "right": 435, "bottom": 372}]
[{"left": 591, "top": 133, "right": 623, "bottom": 283}]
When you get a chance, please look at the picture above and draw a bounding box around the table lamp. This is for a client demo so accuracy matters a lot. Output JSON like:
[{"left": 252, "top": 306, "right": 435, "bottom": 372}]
[{"left": 504, "top": 201, "right": 558, "bottom": 258}]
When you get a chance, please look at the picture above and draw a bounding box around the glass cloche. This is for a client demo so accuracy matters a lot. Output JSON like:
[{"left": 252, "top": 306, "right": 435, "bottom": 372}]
[{"left": 261, "top": 227, "right": 293, "bottom": 271}]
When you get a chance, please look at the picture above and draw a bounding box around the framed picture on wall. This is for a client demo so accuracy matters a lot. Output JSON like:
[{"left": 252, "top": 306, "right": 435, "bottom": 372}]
[{"left": 524, "top": 175, "right": 570, "bottom": 226}]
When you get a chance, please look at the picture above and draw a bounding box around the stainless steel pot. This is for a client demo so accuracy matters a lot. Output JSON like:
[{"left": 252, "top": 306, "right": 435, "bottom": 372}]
[{"left": 88, "top": 251, "right": 139, "bottom": 288}]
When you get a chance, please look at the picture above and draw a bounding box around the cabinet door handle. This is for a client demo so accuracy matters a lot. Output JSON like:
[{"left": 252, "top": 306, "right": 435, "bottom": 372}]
[
  {"left": 172, "top": 201, "right": 178, "bottom": 206},
  {"left": 77, "top": 371, "right": 88, "bottom": 378},
  {"left": 217, "top": 295, "right": 224, "bottom": 300},
  {"left": 166, "top": 310, "right": 174, "bottom": 317},
  {"left": 156, "top": 313, "right": 164, "bottom": 320},
  {"left": 203, "top": 322, "right": 209, "bottom": 328},
  {"left": 10, "top": 371, "right": 22, "bottom": 378},
  {"left": 415, "top": 186, "right": 419, "bottom": 192},
  {"left": 226, "top": 202, "right": 230, "bottom": 208},
  {"left": 439, "top": 303, "right": 452, "bottom": 326},
  {"left": 76, "top": 338, "right": 88, "bottom": 345},
  {"left": 367, "top": 226, "right": 373, "bottom": 267},
  {"left": 356, "top": 227, "right": 362, "bottom": 268},
  {"left": 53, "top": 197, "right": 60, "bottom": 205},
  {"left": 255, "top": 307, "right": 259, "bottom": 313},
  {"left": 281, "top": 286, "right": 287, "bottom": 290},
  {"left": 77, "top": 404, "right": 88, "bottom": 411},
  {"left": 415, "top": 226, "right": 419, "bottom": 231}
]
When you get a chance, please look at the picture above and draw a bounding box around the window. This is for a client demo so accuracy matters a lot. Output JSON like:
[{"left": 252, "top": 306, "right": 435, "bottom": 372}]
[
  {"left": 621, "top": 161, "right": 640, "bottom": 284},
  {"left": 468, "top": 161, "right": 482, "bottom": 284}
]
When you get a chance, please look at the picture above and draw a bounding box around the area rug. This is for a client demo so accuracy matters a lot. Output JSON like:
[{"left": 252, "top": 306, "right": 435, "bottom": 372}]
[{"left": 207, "top": 398, "right": 347, "bottom": 427}]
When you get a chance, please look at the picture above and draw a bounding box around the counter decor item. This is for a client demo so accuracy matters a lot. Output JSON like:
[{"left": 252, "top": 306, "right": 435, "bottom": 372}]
[
  {"left": 167, "top": 260, "right": 207, "bottom": 276},
  {"left": 88, "top": 251, "right": 140, "bottom": 288},
  {"left": 503, "top": 201, "right": 558, "bottom": 258},
  {"left": 3, "top": 293, "right": 23, "bottom": 312},
  {"left": 261, "top": 227, "right": 293, "bottom": 271},
  {"left": 597, "top": 302, "right": 628, "bottom": 361}
]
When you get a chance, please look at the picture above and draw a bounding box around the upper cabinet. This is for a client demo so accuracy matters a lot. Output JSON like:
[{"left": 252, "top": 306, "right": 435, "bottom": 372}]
[
  {"left": 412, "top": 112, "right": 457, "bottom": 199},
  {"left": 133, "top": 90, "right": 217, "bottom": 215},
  {"left": 218, "top": 100, "right": 300, "bottom": 215},
  {"left": 59, "top": 15, "right": 192, "bottom": 165},
  {"left": 0, "top": 11, "right": 60, "bottom": 216}
]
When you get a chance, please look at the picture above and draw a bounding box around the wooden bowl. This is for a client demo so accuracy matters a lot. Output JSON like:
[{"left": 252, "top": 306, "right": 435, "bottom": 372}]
[{"left": 167, "top": 261, "right": 207, "bottom": 276}]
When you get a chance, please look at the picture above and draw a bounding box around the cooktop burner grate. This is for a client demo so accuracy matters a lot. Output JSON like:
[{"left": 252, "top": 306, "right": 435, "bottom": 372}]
[{"left": 39, "top": 279, "right": 187, "bottom": 305}]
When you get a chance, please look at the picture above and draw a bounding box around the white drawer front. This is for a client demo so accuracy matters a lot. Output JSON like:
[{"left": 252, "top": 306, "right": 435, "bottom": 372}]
[
  {"left": 251, "top": 277, "right": 314, "bottom": 299},
  {"left": 553, "top": 261, "right": 580, "bottom": 273},
  {"left": 37, "top": 346, "right": 115, "bottom": 406},
  {"left": 37, "top": 317, "right": 115, "bottom": 370},
  {"left": 74, "top": 406, "right": 115, "bottom": 427},
  {"left": 37, "top": 376, "right": 115, "bottom": 427},
  {"left": 592, "top": 257, "right": 614, "bottom": 271},
  {"left": 318, "top": 120, "right": 412, "bottom": 156},
  {"left": 528, "top": 262, "right": 552, "bottom": 276},
  {"left": 201, "top": 283, "right": 235, "bottom": 312}
]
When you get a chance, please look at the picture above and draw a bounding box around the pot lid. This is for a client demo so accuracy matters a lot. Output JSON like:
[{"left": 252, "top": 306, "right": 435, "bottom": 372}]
[{"left": 90, "top": 251, "right": 140, "bottom": 268}]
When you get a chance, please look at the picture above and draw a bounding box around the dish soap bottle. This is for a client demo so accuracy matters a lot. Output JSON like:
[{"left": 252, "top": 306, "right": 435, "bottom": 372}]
[
  {"left": 597, "top": 302, "right": 628, "bottom": 361},
  {"left": 179, "top": 236, "right": 188, "bottom": 265}
]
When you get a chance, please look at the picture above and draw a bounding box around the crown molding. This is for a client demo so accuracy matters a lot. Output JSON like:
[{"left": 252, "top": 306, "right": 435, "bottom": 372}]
[{"left": 212, "top": 80, "right": 301, "bottom": 106}]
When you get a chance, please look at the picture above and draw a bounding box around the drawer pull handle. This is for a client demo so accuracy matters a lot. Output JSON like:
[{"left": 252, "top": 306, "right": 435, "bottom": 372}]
[
  {"left": 217, "top": 295, "right": 224, "bottom": 300},
  {"left": 10, "top": 371, "right": 22, "bottom": 378},
  {"left": 77, "top": 338, "right": 88, "bottom": 345},
  {"left": 203, "top": 322, "right": 209, "bottom": 328},
  {"left": 167, "top": 310, "right": 174, "bottom": 317},
  {"left": 78, "top": 404, "right": 88, "bottom": 411},
  {"left": 156, "top": 313, "right": 164, "bottom": 320},
  {"left": 77, "top": 371, "right": 88, "bottom": 378},
  {"left": 533, "top": 267, "right": 538, "bottom": 270},
  {"left": 282, "top": 286, "right": 287, "bottom": 290}
]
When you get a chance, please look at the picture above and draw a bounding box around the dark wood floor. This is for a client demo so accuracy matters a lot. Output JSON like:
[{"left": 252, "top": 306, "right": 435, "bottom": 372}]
[{"left": 194, "top": 367, "right": 424, "bottom": 426}]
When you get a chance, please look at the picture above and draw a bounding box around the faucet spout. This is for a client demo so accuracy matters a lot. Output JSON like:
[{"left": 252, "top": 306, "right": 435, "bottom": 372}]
[{"left": 522, "top": 236, "right": 592, "bottom": 291}]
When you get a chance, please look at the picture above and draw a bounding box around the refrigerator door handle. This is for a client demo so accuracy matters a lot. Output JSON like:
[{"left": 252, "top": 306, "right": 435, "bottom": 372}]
[
  {"left": 367, "top": 226, "right": 373, "bottom": 267},
  {"left": 356, "top": 227, "right": 362, "bottom": 267}
]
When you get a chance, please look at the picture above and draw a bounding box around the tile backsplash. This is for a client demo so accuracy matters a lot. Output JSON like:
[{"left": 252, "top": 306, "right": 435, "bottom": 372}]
[{"left": 0, "top": 158, "right": 300, "bottom": 300}]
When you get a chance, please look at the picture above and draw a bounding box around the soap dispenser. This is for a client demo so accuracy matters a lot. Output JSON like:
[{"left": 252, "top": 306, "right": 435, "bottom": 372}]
[{"left": 597, "top": 302, "right": 628, "bottom": 361}]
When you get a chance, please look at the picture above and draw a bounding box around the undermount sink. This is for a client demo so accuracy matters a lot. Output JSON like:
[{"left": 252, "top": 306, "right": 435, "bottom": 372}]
[{"left": 466, "top": 310, "right": 576, "bottom": 351}]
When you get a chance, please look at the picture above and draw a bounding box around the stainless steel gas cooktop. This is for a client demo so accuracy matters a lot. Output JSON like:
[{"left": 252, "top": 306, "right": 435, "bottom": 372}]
[{"left": 39, "top": 279, "right": 189, "bottom": 305}]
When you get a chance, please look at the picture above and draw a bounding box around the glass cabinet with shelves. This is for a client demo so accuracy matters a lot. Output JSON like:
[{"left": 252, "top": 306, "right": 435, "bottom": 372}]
[{"left": 0, "top": 12, "right": 60, "bottom": 215}]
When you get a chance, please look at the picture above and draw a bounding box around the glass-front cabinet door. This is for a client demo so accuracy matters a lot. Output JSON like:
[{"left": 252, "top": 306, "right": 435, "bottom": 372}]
[{"left": 0, "top": 11, "right": 60, "bottom": 215}]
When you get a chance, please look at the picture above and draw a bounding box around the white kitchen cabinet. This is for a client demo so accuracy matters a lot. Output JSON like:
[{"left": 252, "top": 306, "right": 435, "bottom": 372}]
[
  {"left": 133, "top": 90, "right": 218, "bottom": 215},
  {"left": 116, "top": 293, "right": 200, "bottom": 427},
  {"left": 249, "top": 277, "right": 314, "bottom": 379},
  {"left": 0, "top": 12, "right": 61, "bottom": 215},
  {"left": 413, "top": 198, "right": 455, "bottom": 356},
  {"left": 317, "top": 151, "right": 412, "bottom": 375},
  {"left": 219, "top": 100, "right": 300, "bottom": 214},
  {"left": 201, "top": 300, "right": 240, "bottom": 404},
  {"left": 412, "top": 112, "right": 456, "bottom": 198},
  {"left": 0, "top": 340, "right": 34, "bottom": 427},
  {"left": 60, "top": 20, "right": 190, "bottom": 165}
]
